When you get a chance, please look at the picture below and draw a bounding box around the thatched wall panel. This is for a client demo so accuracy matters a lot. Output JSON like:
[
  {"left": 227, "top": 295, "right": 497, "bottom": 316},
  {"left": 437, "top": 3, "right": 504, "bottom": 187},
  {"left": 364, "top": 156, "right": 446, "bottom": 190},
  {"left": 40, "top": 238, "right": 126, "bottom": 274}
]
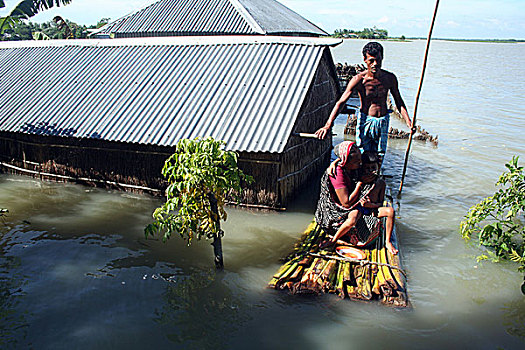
[
  {"left": 279, "top": 50, "right": 339, "bottom": 205},
  {"left": 0, "top": 133, "right": 281, "bottom": 207}
]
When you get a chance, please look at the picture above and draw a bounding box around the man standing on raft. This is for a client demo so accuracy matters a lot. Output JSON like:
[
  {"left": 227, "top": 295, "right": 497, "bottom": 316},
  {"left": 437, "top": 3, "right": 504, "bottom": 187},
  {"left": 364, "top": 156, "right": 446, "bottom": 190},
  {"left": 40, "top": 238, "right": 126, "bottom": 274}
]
[{"left": 315, "top": 42, "right": 415, "bottom": 161}]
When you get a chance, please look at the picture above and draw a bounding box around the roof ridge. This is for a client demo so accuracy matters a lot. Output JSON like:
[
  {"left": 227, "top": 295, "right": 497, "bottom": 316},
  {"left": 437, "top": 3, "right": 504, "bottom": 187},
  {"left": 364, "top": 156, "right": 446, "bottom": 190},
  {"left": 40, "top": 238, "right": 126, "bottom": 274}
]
[{"left": 228, "top": 0, "right": 265, "bottom": 34}]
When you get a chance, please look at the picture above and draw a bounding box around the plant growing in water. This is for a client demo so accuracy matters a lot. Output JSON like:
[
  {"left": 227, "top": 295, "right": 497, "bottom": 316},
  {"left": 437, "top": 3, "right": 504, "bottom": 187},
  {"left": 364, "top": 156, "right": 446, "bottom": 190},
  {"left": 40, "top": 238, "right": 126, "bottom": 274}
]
[
  {"left": 145, "top": 137, "right": 253, "bottom": 269},
  {"left": 460, "top": 156, "right": 525, "bottom": 293}
]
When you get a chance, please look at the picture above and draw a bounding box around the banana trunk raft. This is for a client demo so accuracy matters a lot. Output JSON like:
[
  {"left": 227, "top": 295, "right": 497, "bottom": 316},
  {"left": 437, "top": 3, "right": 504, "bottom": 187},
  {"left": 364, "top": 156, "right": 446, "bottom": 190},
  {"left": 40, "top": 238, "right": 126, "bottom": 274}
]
[{"left": 268, "top": 220, "right": 409, "bottom": 307}]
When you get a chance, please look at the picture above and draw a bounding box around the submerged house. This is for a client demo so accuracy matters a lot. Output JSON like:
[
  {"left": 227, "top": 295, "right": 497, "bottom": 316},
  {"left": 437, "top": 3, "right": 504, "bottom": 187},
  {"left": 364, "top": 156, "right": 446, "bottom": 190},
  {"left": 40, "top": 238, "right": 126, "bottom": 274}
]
[
  {"left": 0, "top": 0, "right": 341, "bottom": 208},
  {"left": 91, "top": 0, "right": 327, "bottom": 38}
]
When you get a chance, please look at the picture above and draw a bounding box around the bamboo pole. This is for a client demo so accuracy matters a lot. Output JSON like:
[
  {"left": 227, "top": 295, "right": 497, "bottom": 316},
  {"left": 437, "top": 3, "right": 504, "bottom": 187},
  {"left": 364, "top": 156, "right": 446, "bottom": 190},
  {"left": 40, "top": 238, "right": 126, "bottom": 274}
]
[
  {"left": 307, "top": 252, "right": 407, "bottom": 277},
  {"left": 398, "top": 0, "right": 440, "bottom": 195}
]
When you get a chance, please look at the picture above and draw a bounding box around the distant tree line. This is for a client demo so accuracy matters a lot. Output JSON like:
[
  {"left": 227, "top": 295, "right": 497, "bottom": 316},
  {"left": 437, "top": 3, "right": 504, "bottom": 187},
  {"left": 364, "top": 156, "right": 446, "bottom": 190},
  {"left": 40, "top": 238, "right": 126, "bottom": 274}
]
[
  {"left": 333, "top": 27, "right": 389, "bottom": 39},
  {"left": 0, "top": 17, "right": 110, "bottom": 41}
]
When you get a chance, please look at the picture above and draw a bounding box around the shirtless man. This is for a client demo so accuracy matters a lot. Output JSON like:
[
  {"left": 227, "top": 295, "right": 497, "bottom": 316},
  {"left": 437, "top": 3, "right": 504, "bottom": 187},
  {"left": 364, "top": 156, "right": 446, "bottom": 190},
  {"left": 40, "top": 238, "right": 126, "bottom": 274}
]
[{"left": 315, "top": 42, "right": 415, "bottom": 159}]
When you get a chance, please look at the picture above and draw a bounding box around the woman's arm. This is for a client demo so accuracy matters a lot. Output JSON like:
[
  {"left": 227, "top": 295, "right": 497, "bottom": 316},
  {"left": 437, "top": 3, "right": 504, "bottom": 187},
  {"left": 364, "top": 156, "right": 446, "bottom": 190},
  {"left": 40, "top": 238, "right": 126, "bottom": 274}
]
[
  {"left": 348, "top": 181, "right": 363, "bottom": 206},
  {"left": 335, "top": 181, "right": 362, "bottom": 208}
]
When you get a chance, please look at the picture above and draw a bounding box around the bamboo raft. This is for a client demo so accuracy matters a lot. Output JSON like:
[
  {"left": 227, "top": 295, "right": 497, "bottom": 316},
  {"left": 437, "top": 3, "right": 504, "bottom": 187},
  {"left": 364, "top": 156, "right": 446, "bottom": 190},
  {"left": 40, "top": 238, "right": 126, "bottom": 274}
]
[{"left": 268, "top": 217, "right": 409, "bottom": 307}]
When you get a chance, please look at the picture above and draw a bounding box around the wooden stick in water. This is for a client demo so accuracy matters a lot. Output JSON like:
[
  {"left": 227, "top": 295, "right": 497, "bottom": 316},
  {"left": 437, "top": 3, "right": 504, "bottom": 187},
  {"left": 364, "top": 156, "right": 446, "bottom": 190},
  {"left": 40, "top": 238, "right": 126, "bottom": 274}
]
[{"left": 294, "top": 133, "right": 337, "bottom": 138}]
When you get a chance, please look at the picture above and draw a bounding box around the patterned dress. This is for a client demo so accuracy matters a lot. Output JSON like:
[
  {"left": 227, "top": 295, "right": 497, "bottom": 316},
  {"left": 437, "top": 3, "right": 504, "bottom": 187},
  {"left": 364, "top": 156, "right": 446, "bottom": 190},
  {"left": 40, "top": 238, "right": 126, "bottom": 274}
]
[{"left": 314, "top": 171, "right": 381, "bottom": 247}]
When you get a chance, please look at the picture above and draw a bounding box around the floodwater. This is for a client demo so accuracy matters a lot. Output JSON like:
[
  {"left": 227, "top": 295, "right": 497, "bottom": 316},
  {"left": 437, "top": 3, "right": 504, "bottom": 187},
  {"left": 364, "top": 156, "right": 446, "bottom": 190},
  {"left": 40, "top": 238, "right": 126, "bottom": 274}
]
[{"left": 1, "top": 40, "right": 524, "bottom": 349}]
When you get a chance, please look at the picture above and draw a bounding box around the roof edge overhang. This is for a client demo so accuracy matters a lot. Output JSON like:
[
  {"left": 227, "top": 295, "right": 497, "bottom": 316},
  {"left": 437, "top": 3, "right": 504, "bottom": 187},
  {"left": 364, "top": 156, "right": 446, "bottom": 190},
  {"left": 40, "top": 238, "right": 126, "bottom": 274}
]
[{"left": 0, "top": 36, "right": 342, "bottom": 49}]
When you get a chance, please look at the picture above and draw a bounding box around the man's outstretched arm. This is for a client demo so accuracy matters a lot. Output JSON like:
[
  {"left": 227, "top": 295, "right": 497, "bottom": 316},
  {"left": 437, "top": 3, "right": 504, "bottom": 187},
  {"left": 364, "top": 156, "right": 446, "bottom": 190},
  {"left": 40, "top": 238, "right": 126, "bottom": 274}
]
[
  {"left": 315, "top": 75, "right": 360, "bottom": 139},
  {"left": 390, "top": 75, "right": 416, "bottom": 134}
]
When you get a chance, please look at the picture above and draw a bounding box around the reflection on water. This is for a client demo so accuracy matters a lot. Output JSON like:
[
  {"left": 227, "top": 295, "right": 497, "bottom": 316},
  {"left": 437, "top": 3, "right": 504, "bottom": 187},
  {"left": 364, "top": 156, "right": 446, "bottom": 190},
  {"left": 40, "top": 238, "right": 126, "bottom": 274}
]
[
  {"left": 502, "top": 298, "right": 525, "bottom": 339},
  {"left": 1, "top": 40, "right": 525, "bottom": 349},
  {"left": 155, "top": 270, "right": 249, "bottom": 349},
  {"left": 0, "top": 247, "right": 29, "bottom": 348}
]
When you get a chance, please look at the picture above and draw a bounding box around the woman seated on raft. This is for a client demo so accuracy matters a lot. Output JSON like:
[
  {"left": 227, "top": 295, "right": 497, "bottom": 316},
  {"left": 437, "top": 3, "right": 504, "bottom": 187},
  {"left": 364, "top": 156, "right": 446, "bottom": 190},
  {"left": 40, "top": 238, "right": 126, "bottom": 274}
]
[{"left": 315, "top": 141, "right": 398, "bottom": 255}]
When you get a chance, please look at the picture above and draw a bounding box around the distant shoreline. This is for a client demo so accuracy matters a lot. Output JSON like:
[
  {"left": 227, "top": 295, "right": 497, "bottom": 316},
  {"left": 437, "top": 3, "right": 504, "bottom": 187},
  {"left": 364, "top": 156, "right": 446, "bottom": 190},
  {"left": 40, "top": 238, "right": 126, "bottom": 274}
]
[
  {"left": 435, "top": 38, "right": 524, "bottom": 43},
  {"left": 331, "top": 37, "right": 524, "bottom": 43}
]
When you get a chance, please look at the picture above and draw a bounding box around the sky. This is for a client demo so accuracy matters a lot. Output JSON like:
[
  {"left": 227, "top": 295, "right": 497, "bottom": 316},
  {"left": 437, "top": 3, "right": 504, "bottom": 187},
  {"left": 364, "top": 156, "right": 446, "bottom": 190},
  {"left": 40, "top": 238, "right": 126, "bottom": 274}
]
[{"left": 1, "top": 0, "right": 524, "bottom": 39}]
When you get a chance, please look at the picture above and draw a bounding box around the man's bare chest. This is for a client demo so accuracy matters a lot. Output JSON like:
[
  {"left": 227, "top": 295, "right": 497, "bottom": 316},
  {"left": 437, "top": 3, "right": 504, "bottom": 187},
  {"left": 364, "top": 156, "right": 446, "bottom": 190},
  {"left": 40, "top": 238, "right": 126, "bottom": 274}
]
[{"left": 362, "top": 79, "right": 390, "bottom": 99}]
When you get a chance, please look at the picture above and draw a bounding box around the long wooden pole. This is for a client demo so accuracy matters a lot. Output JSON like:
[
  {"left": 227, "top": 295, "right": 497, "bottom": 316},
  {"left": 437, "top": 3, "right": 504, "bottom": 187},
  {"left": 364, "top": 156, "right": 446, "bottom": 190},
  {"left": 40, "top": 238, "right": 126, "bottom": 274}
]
[{"left": 398, "top": 0, "right": 440, "bottom": 195}]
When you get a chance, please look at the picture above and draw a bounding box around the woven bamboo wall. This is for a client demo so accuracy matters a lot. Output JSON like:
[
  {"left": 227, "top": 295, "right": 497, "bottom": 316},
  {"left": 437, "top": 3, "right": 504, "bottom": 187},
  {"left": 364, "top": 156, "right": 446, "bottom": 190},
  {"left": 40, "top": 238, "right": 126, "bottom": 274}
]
[
  {"left": 0, "top": 132, "right": 282, "bottom": 207},
  {"left": 237, "top": 152, "right": 280, "bottom": 208},
  {"left": 0, "top": 132, "right": 171, "bottom": 191},
  {"left": 278, "top": 49, "right": 340, "bottom": 205}
]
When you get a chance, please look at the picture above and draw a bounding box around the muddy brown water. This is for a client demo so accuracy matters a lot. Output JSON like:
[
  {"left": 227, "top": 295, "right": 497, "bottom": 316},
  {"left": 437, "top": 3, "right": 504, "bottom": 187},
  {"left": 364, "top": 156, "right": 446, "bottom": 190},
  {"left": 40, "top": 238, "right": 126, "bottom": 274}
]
[{"left": 1, "top": 40, "right": 524, "bottom": 349}]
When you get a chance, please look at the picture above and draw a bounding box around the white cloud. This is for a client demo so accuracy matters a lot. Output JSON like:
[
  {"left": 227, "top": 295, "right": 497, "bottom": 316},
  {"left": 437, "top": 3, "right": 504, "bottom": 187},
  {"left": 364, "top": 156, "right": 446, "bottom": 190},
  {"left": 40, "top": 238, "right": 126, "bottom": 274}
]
[
  {"left": 487, "top": 18, "right": 501, "bottom": 25},
  {"left": 318, "top": 9, "right": 358, "bottom": 16},
  {"left": 378, "top": 16, "right": 389, "bottom": 24}
]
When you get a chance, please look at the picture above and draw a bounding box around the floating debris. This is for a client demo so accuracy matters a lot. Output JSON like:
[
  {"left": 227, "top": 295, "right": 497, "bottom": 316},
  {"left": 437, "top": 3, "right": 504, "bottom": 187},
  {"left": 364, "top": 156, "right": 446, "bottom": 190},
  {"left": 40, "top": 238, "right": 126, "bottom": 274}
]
[
  {"left": 344, "top": 113, "right": 439, "bottom": 146},
  {"left": 335, "top": 62, "right": 366, "bottom": 80}
]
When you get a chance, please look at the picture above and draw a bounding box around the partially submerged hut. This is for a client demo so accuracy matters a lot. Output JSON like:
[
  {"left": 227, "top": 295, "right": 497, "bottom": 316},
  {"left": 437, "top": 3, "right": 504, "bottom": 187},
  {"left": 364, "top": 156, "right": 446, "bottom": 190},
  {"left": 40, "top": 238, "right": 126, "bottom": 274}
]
[
  {"left": 0, "top": 0, "right": 340, "bottom": 209},
  {"left": 91, "top": 0, "right": 327, "bottom": 38}
]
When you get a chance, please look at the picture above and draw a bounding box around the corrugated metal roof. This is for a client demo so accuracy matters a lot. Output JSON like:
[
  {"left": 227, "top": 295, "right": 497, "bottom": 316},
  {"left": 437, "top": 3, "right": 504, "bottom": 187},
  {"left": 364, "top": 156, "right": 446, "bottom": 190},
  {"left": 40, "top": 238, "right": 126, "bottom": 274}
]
[
  {"left": 92, "top": 0, "right": 327, "bottom": 38},
  {"left": 0, "top": 37, "right": 339, "bottom": 153},
  {"left": 237, "top": 0, "right": 326, "bottom": 35}
]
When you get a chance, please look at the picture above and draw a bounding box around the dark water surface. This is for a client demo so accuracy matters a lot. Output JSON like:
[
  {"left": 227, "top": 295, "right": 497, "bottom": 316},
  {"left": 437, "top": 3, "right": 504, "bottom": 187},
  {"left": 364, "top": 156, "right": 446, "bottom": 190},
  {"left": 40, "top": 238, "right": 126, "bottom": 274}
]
[{"left": 1, "top": 40, "right": 524, "bottom": 349}]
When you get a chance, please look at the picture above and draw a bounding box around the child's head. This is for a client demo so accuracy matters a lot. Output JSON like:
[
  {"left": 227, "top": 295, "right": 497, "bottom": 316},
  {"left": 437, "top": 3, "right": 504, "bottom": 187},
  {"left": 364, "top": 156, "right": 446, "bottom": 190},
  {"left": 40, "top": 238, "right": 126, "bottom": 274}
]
[{"left": 361, "top": 151, "right": 379, "bottom": 183}]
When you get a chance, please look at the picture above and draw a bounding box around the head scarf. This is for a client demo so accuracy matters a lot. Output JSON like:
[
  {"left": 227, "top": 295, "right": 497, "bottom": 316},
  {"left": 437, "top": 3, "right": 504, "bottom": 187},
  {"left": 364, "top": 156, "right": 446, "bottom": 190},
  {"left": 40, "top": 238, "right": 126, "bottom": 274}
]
[{"left": 334, "top": 141, "right": 357, "bottom": 166}]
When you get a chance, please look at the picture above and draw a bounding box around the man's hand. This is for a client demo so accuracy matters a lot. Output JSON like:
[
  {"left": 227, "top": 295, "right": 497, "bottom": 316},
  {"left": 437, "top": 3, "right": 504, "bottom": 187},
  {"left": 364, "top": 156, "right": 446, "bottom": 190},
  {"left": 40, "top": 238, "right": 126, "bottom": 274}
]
[
  {"left": 314, "top": 126, "right": 330, "bottom": 139},
  {"left": 406, "top": 120, "right": 416, "bottom": 135}
]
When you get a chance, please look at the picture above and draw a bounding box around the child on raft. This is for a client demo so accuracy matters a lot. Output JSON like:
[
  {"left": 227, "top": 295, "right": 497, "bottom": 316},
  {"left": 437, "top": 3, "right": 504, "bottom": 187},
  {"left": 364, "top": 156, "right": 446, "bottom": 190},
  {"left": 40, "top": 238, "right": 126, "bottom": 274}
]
[{"left": 355, "top": 151, "right": 398, "bottom": 255}]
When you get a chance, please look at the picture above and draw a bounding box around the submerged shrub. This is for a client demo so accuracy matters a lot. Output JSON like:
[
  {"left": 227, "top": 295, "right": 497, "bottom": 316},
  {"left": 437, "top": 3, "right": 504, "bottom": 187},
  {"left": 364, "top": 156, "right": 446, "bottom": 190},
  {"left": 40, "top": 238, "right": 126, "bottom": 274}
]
[{"left": 461, "top": 156, "right": 525, "bottom": 293}]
